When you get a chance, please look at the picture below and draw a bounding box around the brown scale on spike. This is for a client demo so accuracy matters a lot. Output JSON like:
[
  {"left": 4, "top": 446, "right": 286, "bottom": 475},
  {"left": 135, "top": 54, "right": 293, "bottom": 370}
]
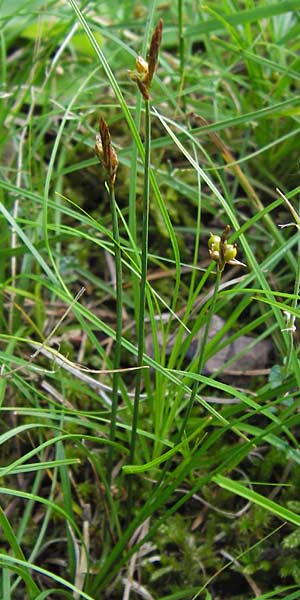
[
  {"left": 129, "top": 19, "right": 163, "bottom": 100},
  {"left": 95, "top": 117, "right": 118, "bottom": 187}
]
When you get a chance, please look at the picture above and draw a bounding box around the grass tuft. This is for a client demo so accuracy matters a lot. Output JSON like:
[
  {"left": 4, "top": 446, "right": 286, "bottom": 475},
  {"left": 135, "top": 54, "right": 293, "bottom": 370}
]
[{"left": 1, "top": 1, "right": 300, "bottom": 598}]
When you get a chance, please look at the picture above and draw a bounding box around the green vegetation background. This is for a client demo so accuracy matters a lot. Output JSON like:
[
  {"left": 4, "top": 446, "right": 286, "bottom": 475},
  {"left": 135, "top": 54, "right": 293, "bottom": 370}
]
[{"left": 1, "top": 0, "right": 300, "bottom": 598}]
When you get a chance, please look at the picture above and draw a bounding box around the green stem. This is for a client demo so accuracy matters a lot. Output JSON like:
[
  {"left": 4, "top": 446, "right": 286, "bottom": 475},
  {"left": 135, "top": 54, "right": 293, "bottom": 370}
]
[
  {"left": 178, "top": 0, "right": 184, "bottom": 80},
  {"left": 127, "top": 99, "right": 151, "bottom": 513},
  {"left": 152, "top": 269, "right": 222, "bottom": 495},
  {"left": 283, "top": 227, "right": 300, "bottom": 377},
  {"left": 179, "top": 269, "right": 222, "bottom": 437},
  {"left": 177, "top": 0, "right": 186, "bottom": 110},
  {"left": 107, "top": 184, "right": 123, "bottom": 485}
]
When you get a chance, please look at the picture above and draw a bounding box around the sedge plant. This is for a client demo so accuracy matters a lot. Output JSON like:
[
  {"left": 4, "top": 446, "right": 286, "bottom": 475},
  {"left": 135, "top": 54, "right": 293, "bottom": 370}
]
[
  {"left": 3, "top": 1, "right": 300, "bottom": 597},
  {"left": 127, "top": 19, "right": 163, "bottom": 514},
  {"left": 95, "top": 117, "right": 121, "bottom": 484},
  {"left": 178, "top": 225, "right": 246, "bottom": 437}
]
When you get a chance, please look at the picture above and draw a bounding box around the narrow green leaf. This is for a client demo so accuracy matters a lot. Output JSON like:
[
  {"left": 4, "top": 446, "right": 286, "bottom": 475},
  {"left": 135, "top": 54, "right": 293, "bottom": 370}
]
[
  {"left": 214, "top": 474, "right": 300, "bottom": 526},
  {"left": 186, "top": 1, "right": 300, "bottom": 36},
  {"left": 0, "top": 507, "right": 40, "bottom": 598},
  {"left": 0, "top": 554, "right": 94, "bottom": 600}
]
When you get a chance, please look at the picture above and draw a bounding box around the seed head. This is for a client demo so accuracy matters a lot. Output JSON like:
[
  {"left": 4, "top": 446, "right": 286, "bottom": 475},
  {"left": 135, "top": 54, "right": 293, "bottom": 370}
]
[
  {"left": 129, "top": 19, "right": 163, "bottom": 100},
  {"left": 95, "top": 117, "right": 118, "bottom": 187},
  {"left": 208, "top": 226, "right": 246, "bottom": 271}
]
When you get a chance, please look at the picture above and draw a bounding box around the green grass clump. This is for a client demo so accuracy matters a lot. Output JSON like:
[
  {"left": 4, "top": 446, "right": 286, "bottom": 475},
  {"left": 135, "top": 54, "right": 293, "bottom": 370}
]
[{"left": 1, "top": 1, "right": 300, "bottom": 598}]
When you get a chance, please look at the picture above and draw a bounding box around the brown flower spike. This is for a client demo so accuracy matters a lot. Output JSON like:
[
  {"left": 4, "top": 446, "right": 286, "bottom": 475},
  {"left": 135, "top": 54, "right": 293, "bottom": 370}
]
[
  {"left": 145, "top": 18, "right": 163, "bottom": 87},
  {"left": 95, "top": 117, "right": 118, "bottom": 187},
  {"left": 130, "top": 19, "right": 163, "bottom": 100}
]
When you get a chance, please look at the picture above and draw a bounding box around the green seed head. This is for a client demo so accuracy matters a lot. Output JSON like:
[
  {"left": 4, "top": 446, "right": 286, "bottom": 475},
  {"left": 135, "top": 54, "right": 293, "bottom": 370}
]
[
  {"left": 208, "top": 233, "right": 221, "bottom": 252},
  {"left": 224, "top": 243, "right": 237, "bottom": 262}
]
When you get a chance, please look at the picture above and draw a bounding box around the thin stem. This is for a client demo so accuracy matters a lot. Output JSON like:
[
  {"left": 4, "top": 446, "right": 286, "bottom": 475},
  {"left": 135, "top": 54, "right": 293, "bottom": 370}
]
[
  {"left": 177, "top": 0, "right": 186, "bottom": 111},
  {"left": 107, "top": 184, "right": 123, "bottom": 485},
  {"left": 283, "top": 226, "right": 300, "bottom": 378},
  {"left": 127, "top": 99, "right": 151, "bottom": 513},
  {"left": 150, "top": 269, "right": 222, "bottom": 496},
  {"left": 178, "top": 0, "right": 184, "bottom": 80},
  {"left": 178, "top": 269, "right": 222, "bottom": 439}
]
